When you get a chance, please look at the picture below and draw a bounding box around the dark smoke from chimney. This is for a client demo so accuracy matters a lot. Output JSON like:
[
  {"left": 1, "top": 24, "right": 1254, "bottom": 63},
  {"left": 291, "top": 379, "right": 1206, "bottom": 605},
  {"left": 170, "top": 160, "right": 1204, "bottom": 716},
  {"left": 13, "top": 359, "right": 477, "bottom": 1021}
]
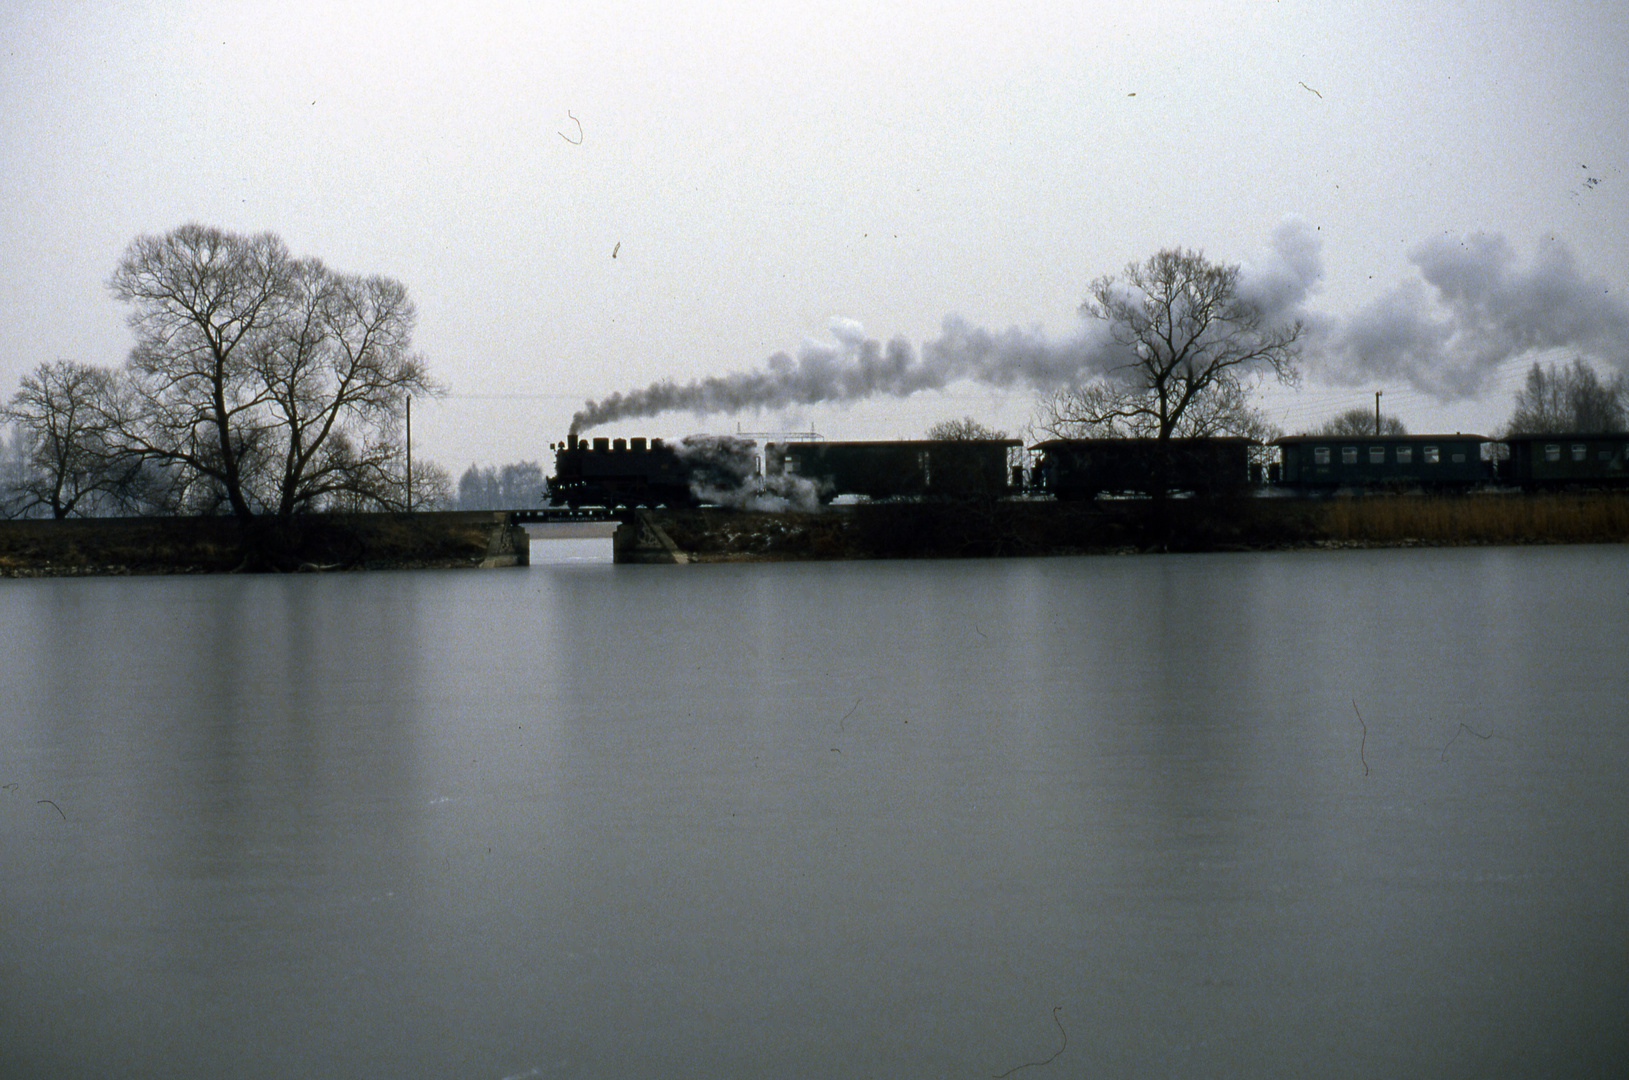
[{"left": 568, "top": 316, "right": 1131, "bottom": 435}]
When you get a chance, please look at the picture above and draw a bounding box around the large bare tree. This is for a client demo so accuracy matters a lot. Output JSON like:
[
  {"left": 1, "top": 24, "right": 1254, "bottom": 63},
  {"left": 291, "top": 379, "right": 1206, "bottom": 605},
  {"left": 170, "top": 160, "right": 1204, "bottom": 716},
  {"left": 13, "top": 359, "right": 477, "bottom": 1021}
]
[
  {"left": 107, "top": 224, "right": 432, "bottom": 520},
  {"left": 108, "top": 225, "right": 288, "bottom": 519},
  {"left": 1037, "top": 248, "right": 1301, "bottom": 442}
]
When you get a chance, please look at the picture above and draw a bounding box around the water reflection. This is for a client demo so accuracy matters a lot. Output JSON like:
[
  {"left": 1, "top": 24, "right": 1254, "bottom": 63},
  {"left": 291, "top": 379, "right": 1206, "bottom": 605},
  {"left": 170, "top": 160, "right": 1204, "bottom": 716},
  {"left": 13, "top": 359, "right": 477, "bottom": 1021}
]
[
  {"left": 2, "top": 548, "right": 1626, "bottom": 1078},
  {"left": 3, "top": 575, "right": 436, "bottom": 1077}
]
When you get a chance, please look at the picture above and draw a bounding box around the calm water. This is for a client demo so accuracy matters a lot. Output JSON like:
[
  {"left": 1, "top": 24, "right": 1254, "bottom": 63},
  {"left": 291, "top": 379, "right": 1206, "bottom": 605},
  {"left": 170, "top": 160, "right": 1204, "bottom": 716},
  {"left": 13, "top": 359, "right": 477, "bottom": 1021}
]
[{"left": 2, "top": 546, "right": 1626, "bottom": 1079}]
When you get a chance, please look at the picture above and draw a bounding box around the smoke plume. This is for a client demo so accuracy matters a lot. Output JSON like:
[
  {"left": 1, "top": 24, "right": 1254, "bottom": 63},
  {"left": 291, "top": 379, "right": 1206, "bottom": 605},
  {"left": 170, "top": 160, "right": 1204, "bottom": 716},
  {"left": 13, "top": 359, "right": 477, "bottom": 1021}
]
[
  {"left": 570, "top": 317, "right": 1128, "bottom": 434},
  {"left": 570, "top": 218, "right": 1629, "bottom": 431},
  {"left": 1306, "top": 231, "right": 1629, "bottom": 399}
]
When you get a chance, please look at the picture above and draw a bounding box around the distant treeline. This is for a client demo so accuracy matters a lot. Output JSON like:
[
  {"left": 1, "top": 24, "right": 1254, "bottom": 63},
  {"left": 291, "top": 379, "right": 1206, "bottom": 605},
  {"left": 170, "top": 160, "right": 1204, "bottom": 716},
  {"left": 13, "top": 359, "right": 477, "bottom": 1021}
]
[
  {"left": 454, "top": 461, "right": 547, "bottom": 511},
  {"left": 0, "top": 425, "right": 551, "bottom": 518}
]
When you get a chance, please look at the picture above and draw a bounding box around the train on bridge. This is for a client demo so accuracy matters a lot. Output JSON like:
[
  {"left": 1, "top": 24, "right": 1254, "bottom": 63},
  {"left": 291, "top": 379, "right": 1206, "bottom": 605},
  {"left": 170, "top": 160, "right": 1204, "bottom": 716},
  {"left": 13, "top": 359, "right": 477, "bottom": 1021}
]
[{"left": 545, "top": 431, "right": 1629, "bottom": 508}]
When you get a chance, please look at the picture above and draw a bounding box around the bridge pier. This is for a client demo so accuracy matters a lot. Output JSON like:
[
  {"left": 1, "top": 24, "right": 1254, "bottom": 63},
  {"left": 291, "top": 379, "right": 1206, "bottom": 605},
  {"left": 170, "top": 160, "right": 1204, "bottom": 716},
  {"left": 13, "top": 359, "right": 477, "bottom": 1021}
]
[
  {"left": 480, "top": 516, "right": 530, "bottom": 567},
  {"left": 613, "top": 510, "right": 689, "bottom": 564}
]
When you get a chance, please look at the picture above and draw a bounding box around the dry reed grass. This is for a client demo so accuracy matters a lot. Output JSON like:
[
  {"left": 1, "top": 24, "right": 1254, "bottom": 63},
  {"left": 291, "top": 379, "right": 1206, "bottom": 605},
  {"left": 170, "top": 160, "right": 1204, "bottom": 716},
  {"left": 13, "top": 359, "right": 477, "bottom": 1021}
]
[{"left": 1318, "top": 493, "right": 1629, "bottom": 545}]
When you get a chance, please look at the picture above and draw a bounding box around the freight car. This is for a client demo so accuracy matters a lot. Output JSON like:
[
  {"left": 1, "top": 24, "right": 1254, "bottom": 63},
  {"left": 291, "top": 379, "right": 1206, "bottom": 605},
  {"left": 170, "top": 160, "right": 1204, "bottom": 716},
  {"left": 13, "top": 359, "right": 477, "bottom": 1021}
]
[
  {"left": 1499, "top": 434, "right": 1629, "bottom": 490},
  {"left": 764, "top": 439, "right": 1020, "bottom": 501},
  {"left": 1031, "top": 437, "right": 1254, "bottom": 500},
  {"left": 1272, "top": 434, "right": 1491, "bottom": 491},
  {"left": 546, "top": 436, "right": 696, "bottom": 508}
]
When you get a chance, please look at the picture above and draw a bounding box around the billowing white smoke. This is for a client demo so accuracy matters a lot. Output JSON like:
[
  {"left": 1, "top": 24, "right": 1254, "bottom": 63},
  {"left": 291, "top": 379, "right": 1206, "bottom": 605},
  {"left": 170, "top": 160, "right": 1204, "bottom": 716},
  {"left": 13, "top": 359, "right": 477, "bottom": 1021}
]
[
  {"left": 1249, "top": 219, "right": 1629, "bottom": 399},
  {"left": 1315, "top": 232, "right": 1629, "bottom": 399},
  {"left": 672, "top": 435, "right": 823, "bottom": 512},
  {"left": 569, "top": 217, "right": 1628, "bottom": 431},
  {"left": 1237, "top": 216, "right": 1327, "bottom": 321}
]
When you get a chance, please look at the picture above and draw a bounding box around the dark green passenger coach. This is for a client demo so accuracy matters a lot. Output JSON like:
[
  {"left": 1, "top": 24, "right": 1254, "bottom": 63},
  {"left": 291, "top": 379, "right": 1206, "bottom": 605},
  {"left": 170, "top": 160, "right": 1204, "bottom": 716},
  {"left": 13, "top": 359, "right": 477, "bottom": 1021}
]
[
  {"left": 1272, "top": 434, "right": 1491, "bottom": 490},
  {"left": 1501, "top": 434, "right": 1629, "bottom": 489}
]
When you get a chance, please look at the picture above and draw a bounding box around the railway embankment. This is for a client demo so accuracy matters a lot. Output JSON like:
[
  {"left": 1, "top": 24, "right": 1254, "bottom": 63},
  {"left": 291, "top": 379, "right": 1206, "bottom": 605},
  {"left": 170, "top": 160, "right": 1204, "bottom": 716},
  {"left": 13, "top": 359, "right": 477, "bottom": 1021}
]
[
  {"left": 636, "top": 492, "right": 1629, "bottom": 563},
  {"left": 2, "top": 494, "right": 1625, "bottom": 574}
]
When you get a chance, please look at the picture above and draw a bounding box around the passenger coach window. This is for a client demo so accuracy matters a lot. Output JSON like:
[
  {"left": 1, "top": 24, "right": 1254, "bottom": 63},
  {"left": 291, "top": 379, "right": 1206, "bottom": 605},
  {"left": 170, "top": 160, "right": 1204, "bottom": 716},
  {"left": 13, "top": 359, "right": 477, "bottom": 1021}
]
[
  {"left": 1341, "top": 447, "right": 1358, "bottom": 465},
  {"left": 1572, "top": 444, "right": 1587, "bottom": 462},
  {"left": 1424, "top": 446, "right": 1440, "bottom": 464},
  {"left": 1369, "top": 447, "right": 1385, "bottom": 464},
  {"left": 1544, "top": 444, "right": 1561, "bottom": 462},
  {"left": 1396, "top": 446, "right": 1413, "bottom": 464},
  {"left": 1314, "top": 447, "right": 1331, "bottom": 465}
]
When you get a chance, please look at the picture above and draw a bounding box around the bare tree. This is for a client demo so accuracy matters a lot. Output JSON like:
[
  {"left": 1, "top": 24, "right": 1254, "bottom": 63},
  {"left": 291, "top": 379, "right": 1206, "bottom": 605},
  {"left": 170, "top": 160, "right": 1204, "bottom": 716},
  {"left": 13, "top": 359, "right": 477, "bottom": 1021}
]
[
  {"left": 1317, "top": 406, "right": 1409, "bottom": 437},
  {"left": 1507, "top": 358, "right": 1627, "bottom": 434},
  {"left": 327, "top": 456, "right": 451, "bottom": 512},
  {"left": 107, "top": 224, "right": 434, "bottom": 520},
  {"left": 925, "top": 416, "right": 1008, "bottom": 441},
  {"left": 1, "top": 360, "right": 130, "bottom": 518},
  {"left": 108, "top": 225, "right": 289, "bottom": 519},
  {"left": 408, "top": 460, "right": 454, "bottom": 511},
  {"left": 1036, "top": 248, "right": 1301, "bottom": 442},
  {"left": 1508, "top": 361, "right": 1568, "bottom": 433}
]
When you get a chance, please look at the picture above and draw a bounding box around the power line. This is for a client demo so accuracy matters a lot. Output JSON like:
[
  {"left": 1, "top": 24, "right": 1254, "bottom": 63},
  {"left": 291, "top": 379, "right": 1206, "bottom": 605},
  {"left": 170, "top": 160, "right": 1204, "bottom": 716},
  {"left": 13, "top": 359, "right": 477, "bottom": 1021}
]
[{"left": 432, "top": 392, "right": 581, "bottom": 401}]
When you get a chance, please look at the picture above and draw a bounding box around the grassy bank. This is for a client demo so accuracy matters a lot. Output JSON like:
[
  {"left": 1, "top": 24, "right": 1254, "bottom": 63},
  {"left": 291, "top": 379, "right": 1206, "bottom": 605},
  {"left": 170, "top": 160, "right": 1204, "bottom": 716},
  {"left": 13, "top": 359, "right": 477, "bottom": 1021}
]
[
  {"left": 1317, "top": 492, "right": 1629, "bottom": 546},
  {"left": 0, "top": 512, "right": 506, "bottom": 576}
]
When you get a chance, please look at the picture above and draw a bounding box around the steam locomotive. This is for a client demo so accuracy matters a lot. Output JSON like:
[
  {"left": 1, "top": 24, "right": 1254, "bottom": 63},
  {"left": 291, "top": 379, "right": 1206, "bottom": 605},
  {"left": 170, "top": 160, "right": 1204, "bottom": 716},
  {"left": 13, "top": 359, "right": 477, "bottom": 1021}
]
[
  {"left": 546, "top": 436, "right": 695, "bottom": 508},
  {"left": 547, "top": 430, "right": 1629, "bottom": 507}
]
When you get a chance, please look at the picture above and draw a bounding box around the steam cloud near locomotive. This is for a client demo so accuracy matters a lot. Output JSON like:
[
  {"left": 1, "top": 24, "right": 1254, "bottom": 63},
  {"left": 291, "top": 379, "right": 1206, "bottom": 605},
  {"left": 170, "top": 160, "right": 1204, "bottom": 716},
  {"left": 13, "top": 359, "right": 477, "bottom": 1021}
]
[
  {"left": 548, "top": 434, "right": 826, "bottom": 512},
  {"left": 568, "top": 220, "right": 1629, "bottom": 436}
]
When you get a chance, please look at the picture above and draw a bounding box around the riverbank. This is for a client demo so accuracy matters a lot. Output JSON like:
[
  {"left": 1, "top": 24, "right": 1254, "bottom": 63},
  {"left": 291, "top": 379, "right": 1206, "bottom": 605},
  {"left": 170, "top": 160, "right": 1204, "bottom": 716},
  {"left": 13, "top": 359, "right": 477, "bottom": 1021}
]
[
  {"left": 2, "top": 494, "right": 1625, "bottom": 575},
  {"left": 0, "top": 512, "right": 518, "bottom": 576}
]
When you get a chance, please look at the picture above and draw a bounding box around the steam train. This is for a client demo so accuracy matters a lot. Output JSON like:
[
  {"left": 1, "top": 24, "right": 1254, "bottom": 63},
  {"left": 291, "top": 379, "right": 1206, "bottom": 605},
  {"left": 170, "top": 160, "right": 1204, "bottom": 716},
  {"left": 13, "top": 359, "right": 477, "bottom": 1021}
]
[
  {"left": 546, "top": 434, "right": 1021, "bottom": 507},
  {"left": 546, "top": 431, "right": 1629, "bottom": 508}
]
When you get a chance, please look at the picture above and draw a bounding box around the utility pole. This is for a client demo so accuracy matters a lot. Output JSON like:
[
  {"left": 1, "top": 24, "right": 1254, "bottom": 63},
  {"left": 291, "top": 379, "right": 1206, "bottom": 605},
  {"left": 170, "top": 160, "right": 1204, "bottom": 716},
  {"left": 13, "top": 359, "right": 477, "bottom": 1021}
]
[
  {"left": 1374, "top": 390, "right": 1382, "bottom": 436},
  {"left": 406, "top": 394, "right": 413, "bottom": 513}
]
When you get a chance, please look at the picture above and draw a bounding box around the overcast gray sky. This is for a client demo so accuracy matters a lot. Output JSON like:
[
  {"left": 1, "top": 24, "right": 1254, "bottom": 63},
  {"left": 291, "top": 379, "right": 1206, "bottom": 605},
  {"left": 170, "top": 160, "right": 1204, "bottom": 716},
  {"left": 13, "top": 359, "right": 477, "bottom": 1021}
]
[{"left": 3, "top": 0, "right": 1626, "bottom": 469}]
